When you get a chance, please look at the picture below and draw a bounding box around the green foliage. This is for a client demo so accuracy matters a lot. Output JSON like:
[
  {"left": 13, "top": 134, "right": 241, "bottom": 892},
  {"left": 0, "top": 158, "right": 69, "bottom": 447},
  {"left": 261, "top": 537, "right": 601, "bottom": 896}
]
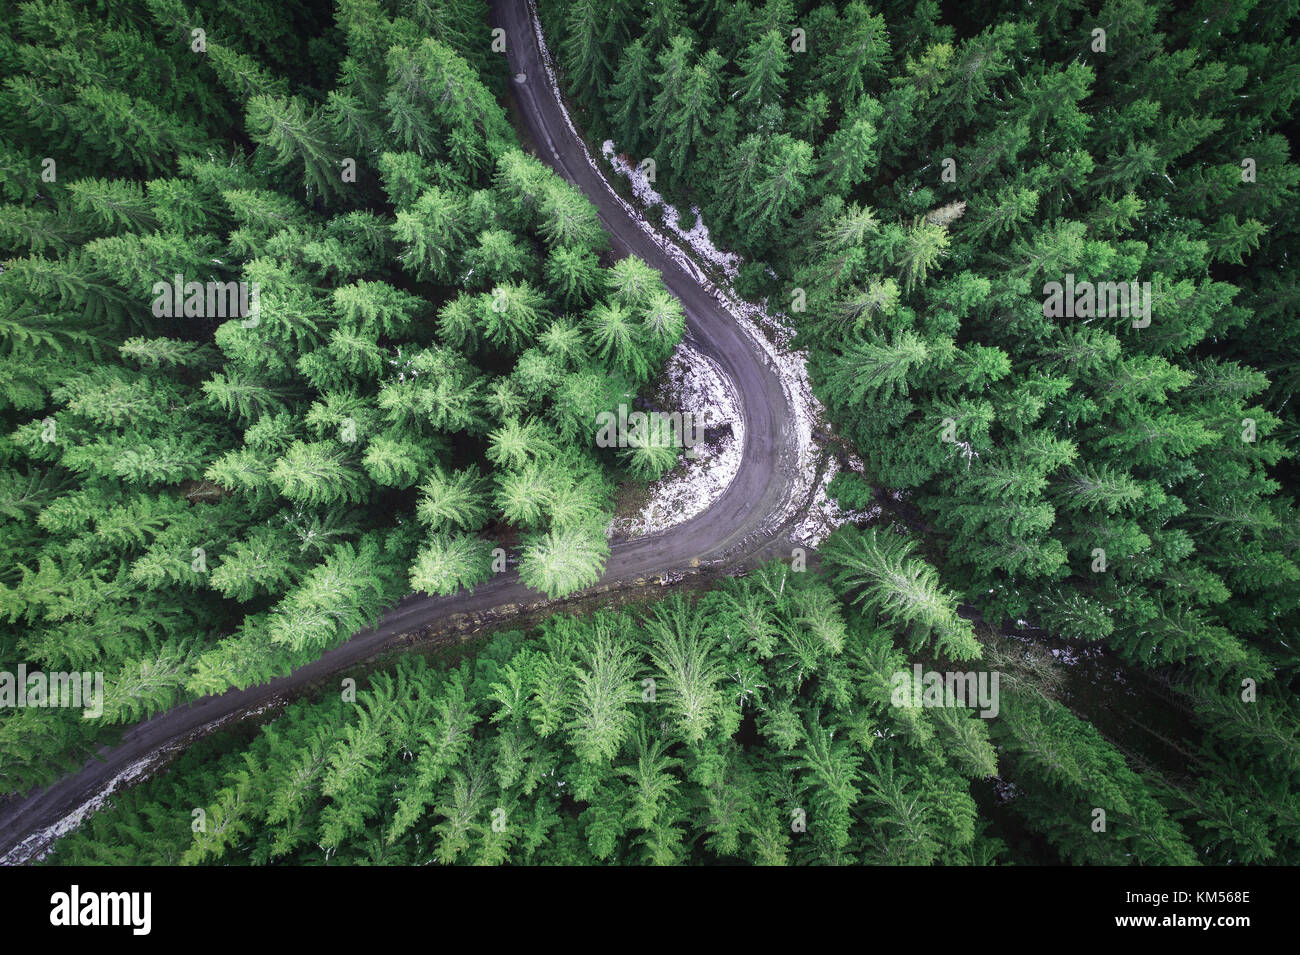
[
  {"left": 47, "top": 565, "right": 1000, "bottom": 866},
  {"left": 0, "top": 0, "right": 686, "bottom": 795},
  {"left": 539, "top": 0, "right": 1300, "bottom": 866}
]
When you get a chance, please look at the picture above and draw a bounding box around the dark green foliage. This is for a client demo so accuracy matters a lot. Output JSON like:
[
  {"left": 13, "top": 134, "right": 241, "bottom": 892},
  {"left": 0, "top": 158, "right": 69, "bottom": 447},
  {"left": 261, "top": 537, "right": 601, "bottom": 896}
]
[
  {"left": 0, "top": 0, "right": 686, "bottom": 794},
  {"left": 539, "top": 0, "right": 1300, "bottom": 865},
  {"left": 6, "top": 0, "right": 1300, "bottom": 868},
  {"left": 47, "top": 565, "right": 1004, "bottom": 866}
]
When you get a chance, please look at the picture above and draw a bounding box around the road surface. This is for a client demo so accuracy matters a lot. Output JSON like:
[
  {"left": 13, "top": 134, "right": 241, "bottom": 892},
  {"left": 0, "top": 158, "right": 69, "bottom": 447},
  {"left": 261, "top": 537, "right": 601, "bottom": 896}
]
[{"left": 0, "top": 0, "right": 808, "bottom": 863}]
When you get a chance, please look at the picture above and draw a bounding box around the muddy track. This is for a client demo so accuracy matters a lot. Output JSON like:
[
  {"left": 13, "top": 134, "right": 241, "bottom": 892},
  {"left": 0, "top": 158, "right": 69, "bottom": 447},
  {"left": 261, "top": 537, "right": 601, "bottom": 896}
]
[{"left": 0, "top": 0, "right": 812, "bottom": 864}]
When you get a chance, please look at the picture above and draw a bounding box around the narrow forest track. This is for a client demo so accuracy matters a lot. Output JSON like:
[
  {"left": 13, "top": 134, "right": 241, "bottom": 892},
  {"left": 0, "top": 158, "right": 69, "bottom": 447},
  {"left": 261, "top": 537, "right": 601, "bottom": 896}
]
[{"left": 0, "top": 0, "right": 810, "bottom": 864}]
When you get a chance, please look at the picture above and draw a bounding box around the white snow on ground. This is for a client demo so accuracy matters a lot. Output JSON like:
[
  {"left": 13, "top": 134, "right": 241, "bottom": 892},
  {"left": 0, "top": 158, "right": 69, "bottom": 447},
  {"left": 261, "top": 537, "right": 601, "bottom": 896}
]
[
  {"left": 524, "top": 0, "right": 869, "bottom": 546},
  {"left": 601, "top": 143, "right": 741, "bottom": 280},
  {"left": 0, "top": 698, "right": 283, "bottom": 865},
  {"left": 608, "top": 342, "right": 744, "bottom": 539},
  {"left": 791, "top": 457, "right": 881, "bottom": 547},
  {"left": 595, "top": 146, "right": 872, "bottom": 544},
  {"left": 0, "top": 754, "right": 157, "bottom": 866}
]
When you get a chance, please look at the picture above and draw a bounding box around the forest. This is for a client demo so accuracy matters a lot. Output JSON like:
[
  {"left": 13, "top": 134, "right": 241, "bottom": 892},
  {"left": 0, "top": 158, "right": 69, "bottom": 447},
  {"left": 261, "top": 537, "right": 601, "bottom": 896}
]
[
  {"left": 0, "top": 0, "right": 687, "bottom": 794},
  {"left": 536, "top": 0, "right": 1300, "bottom": 862},
  {"left": 2, "top": 0, "right": 1298, "bottom": 867},
  {"left": 47, "top": 546, "right": 1209, "bottom": 866}
]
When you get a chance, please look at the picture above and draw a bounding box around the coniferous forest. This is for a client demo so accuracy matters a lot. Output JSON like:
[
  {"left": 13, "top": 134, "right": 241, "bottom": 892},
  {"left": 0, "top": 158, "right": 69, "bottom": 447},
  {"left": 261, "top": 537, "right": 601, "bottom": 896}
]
[{"left": 0, "top": 0, "right": 1297, "bottom": 885}]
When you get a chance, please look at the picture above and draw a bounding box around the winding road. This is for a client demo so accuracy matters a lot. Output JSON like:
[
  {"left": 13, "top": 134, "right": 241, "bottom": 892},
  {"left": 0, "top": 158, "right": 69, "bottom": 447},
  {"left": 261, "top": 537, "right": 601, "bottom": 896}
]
[{"left": 0, "top": 0, "right": 808, "bottom": 863}]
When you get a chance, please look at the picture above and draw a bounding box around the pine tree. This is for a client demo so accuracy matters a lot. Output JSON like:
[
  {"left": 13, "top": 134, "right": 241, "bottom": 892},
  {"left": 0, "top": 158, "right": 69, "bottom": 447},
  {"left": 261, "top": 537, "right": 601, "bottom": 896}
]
[
  {"left": 392, "top": 186, "right": 469, "bottom": 282},
  {"left": 246, "top": 95, "right": 345, "bottom": 200},
  {"left": 608, "top": 40, "right": 656, "bottom": 156},
  {"left": 409, "top": 532, "right": 493, "bottom": 596},
  {"left": 519, "top": 524, "right": 609, "bottom": 598},
  {"left": 822, "top": 526, "right": 980, "bottom": 659},
  {"left": 415, "top": 466, "right": 490, "bottom": 533},
  {"left": 826, "top": 2, "right": 890, "bottom": 108},
  {"left": 563, "top": 627, "right": 639, "bottom": 763},
  {"left": 734, "top": 30, "right": 789, "bottom": 112},
  {"left": 544, "top": 245, "right": 603, "bottom": 307}
]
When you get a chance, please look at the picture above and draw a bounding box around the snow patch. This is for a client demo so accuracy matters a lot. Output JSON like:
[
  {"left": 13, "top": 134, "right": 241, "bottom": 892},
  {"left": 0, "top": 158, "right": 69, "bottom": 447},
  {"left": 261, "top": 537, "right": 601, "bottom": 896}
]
[
  {"left": 601, "top": 143, "right": 741, "bottom": 280},
  {"left": 528, "top": 0, "right": 866, "bottom": 547},
  {"left": 608, "top": 342, "right": 743, "bottom": 538},
  {"left": 0, "top": 754, "right": 156, "bottom": 866},
  {"left": 792, "top": 457, "right": 880, "bottom": 548},
  {"left": 0, "top": 698, "right": 283, "bottom": 865}
]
